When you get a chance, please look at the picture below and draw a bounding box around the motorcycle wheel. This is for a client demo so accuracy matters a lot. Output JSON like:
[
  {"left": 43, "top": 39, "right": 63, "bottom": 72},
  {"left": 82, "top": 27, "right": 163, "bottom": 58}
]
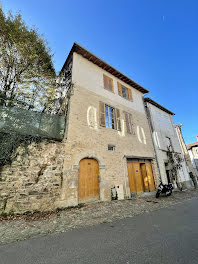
[
  {"left": 166, "top": 190, "right": 172, "bottom": 196},
  {"left": 156, "top": 191, "right": 160, "bottom": 198}
]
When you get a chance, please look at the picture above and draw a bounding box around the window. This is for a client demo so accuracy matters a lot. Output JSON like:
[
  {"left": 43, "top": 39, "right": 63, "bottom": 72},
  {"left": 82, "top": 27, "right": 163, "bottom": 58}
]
[
  {"left": 108, "top": 144, "right": 115, "bottom": 151},
  {"left": 103, "top": 74, "right": 114, "bottom": 92},
  {"left": 105, "top": 105, "right": 115, "bottom": 129},
  {"left": 99, "top": 102, "right": 121, "bottom": 131},
  {"left": 118, "top": 82, "right": 133, "bottom": 101},
  {"left": 124, "top": 111, "right": 134, "bottom": 135},
  {"left": 121, "top": 85, "right": 129, "bottom": 99},
  {"left": 165, "top": 137, "right": 173, "bottom": 151}
]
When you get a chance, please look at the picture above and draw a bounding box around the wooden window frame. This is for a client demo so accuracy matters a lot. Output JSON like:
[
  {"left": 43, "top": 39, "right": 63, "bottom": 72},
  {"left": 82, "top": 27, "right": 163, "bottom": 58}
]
[
  {"left": 105, "top": 104, "right": 116, "bottom": 130},
  {"left": 103, "top": 74, "right": 114, "bottom": 93},
  {"left": 99, "top": 102, "right": 121, "bottom": 131},
  {"left": 117, "top": 82, "right": 133, "bottom": 101}
]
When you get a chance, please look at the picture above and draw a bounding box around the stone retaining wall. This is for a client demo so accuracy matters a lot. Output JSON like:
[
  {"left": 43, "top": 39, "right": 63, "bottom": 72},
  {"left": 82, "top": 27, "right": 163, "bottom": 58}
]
[{"left": 0, "top": 140, "right": 65, "bottom": 214}]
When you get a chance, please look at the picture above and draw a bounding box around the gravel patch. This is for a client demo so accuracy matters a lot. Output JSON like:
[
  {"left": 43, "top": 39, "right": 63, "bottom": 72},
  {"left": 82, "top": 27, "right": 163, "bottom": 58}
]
[{"left": 1, "top": 189, "right": 198, "bottom": 245}]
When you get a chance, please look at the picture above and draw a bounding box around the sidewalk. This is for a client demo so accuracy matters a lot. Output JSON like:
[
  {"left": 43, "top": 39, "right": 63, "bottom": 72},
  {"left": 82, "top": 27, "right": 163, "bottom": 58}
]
[{"left": 1, "top": 189, "right": 198, "bottom": 245}]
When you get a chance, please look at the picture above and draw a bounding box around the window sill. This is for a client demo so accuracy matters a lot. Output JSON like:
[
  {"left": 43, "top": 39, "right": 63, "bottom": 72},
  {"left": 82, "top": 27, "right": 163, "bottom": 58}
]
[
  {"left": 118, "top": 95, "right": 133, "bottom": 102},
  {"left": 104, "top": 88, "right": 114, "bottom": 94},
  {"left": 100, "top": 126, "right": 119, "bottom": 132}
]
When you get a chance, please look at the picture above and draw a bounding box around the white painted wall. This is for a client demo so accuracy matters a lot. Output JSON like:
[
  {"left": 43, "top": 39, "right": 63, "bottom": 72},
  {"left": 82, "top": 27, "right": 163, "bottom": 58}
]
[
  {"left": 149, "top": 104, "right": 181, "bottom": 153},
  {"left": 72, "top": 52, "right": 146, "bottom": 114},
  {"left": 147, "top": 103, "right": 191, "bottom": 186},
  {"left": 189, "top": 149, "right": 198, "bottom": 176},
  {"left": 175, "top": 126, "right": 188, "bottom": 156}
]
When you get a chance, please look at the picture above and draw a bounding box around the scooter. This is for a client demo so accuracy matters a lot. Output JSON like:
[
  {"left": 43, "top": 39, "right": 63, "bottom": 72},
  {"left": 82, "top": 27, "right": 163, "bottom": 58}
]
[{"left": 156, "top": 182, "right": 173, "bottom": 198}]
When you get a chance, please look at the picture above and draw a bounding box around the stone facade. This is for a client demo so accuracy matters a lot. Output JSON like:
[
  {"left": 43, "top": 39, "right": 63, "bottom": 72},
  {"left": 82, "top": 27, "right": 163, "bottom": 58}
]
[{"left": 57, "top": 52, "right": 158, "bottom": 208}]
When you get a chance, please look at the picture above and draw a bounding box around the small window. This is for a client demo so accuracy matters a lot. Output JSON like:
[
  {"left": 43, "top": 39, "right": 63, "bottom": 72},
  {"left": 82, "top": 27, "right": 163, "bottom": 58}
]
[
  {"left": 118, "top": 82, "right": 133, "bottom": 101},
  {"left": 108, "top": 145, "right": 115, "bottom": 151},
  {"left": 165, "top": 137, "right": 172, "bottom": 151},
  {"left": 103, "top": 74, "right": 114, "bottom": 92},
  {"left": 105, "top": 105, "right": 115, "bottom": 129},
  {"left": 121, "top": 85, "right": 129, "bottom": 99}
]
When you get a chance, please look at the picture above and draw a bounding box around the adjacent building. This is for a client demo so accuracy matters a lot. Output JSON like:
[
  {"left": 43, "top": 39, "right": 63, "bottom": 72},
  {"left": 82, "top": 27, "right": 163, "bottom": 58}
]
[
  {"left": 175, "top": 125, "right": 197, "bottom": 178},
  {"left": 187, "top": 136, "right": 198, "bottom": 177},
  {"left": 144, "top": 98, "right": 193, "bottom": 189}
]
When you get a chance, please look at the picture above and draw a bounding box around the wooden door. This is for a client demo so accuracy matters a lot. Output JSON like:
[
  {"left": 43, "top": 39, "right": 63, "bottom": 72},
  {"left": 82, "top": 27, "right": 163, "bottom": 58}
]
[
  {"left": 140, "top": 163, "right": 149, "bottom": 192},
  {"left": 127, "top": 162, "right": 136, "bottom": 193},
  {"left": 145, "top": 162, "right": 155, "bottom": 191},
  {"left": 127, "top": 162, "right": 144, "bottom": 194},
  {"left": 78, "top": 158, "right": 100, "bottom": 203}
]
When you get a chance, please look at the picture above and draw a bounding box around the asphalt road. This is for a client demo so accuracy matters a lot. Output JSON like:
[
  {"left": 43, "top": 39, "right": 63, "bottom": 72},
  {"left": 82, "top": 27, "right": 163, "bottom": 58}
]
[{"left": 1, "top": 198, "right": 198, "bottom": 264}]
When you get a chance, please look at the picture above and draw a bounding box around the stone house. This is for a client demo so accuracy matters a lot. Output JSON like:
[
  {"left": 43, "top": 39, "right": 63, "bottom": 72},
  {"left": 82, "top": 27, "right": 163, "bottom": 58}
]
[
  {"left": 144, "top": 98, "right": 193, "bottom": 189},
  {"left": 58, "top": 43, "right": 160, "bottom": 208},
  {"left": 187, "top": 136, "right": 198, "bottom": 177}
]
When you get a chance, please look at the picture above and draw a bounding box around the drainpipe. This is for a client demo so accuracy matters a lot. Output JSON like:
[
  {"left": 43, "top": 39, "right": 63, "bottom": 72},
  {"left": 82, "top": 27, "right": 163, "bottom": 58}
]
[{"left": 144, "top": 100, "right": 162, "bottom": 184}]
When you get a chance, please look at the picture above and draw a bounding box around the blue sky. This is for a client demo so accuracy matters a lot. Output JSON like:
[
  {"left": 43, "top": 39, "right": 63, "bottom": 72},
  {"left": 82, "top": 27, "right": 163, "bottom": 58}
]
[{"left": 1, "top": 0, "right": 197, "bottom": 144}]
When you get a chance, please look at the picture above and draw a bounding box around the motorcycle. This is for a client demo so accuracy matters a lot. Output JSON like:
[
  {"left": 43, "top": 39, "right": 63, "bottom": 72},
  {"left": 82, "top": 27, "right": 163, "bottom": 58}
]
[{"left": 156, "top": 182, "right": 173, "bottom": 198}]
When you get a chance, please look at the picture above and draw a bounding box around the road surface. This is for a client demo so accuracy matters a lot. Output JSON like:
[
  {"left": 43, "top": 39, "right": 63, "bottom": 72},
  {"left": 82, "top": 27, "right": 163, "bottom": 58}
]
[{"left": 1, "top": 198, "right": 198, "bottom": 264}]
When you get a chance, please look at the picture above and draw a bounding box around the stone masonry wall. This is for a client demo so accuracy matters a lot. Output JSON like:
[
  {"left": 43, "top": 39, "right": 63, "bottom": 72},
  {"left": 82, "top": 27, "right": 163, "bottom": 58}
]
[
  {"left": 54, "top": 52, "right": 160, "bottom": 208},
  {"left": 0, "top": 140, "right": 65, "bottom": 214},
  {"left": 57, "top": 84, "right": 158, "bottom": 208}
]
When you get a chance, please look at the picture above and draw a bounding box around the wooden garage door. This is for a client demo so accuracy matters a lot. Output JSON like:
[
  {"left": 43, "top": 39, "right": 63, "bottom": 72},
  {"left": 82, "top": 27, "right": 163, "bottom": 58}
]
[
  {"left": 145, "top": 162, "right": 155, "bottom": 191},
  {"left": 127, "top": 162, "right": 144, "bottom": 194},
  {"left": 127, "top": 161, "right": 155, "bottom": 194},
  {"left": 78, "top": 158, "right": 100, "bottom": 203},
  {"left": 140, "top": 163, "right": 149, "bottom": 192}
]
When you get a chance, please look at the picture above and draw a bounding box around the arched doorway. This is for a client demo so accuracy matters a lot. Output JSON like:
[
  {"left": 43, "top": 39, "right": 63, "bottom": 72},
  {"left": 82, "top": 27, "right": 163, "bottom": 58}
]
[{"left": 78, "top": 158, "right": 100, "bottom": 203}]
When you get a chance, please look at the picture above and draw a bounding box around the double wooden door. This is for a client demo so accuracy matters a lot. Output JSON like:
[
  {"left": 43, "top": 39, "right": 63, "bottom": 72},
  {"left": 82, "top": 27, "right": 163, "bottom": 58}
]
[
  {"left": 127, "top": 161, "right": 155, "bottom": 194},
  {"left": 78, "top": 158, "right": 100, "bottom": 203}
]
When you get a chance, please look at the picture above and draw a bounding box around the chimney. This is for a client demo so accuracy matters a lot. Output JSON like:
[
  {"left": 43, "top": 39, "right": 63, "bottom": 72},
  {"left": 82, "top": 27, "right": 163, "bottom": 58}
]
[{"left": 197, "top": 135, "right": 198, "bottom": 142}]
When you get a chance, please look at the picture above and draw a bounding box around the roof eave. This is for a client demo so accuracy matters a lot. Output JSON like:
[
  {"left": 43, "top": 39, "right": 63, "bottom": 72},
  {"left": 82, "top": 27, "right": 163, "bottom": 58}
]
[
  {"left": 187, "top": 142, "right": 198, "bottom": 150},
  {"left": 60, "top": 42, "right": 149, "bottom": 94},
  {"left": 144, "top": 97, "right": 175, "bottom": 115}
]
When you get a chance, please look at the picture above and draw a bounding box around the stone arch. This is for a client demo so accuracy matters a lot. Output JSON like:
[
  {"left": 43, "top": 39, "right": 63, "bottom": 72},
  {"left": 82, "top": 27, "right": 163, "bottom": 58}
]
[
  {"left": 72, "top": 151, "right": 109, "bottom": 203},
  {"left": 73, "top": 151, "right": 105, "bottom": 170}
]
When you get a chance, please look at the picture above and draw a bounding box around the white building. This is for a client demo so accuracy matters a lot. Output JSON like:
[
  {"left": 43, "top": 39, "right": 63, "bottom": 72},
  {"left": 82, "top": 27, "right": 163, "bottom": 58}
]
[
  {"left": 144, "top": 98, "right": 193, "bottom": 189},
  {"left": 175, "top": 125, "right": 197, "bottom": 176},
  {"left": 187, "top": 136, "right": 198, "bottom": 178}
]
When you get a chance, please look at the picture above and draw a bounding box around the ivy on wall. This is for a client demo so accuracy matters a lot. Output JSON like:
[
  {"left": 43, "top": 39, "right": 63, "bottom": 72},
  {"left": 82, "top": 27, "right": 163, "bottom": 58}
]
[{"left": 167, "top": 145, "right": 183, "bottom": 190}]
